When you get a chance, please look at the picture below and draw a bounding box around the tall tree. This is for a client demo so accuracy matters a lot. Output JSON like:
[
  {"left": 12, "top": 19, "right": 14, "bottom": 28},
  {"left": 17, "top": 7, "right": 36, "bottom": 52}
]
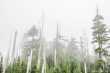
[
  {"left": 22, "top": 25, "right": 40, "bottom": 63},
  {"left": 53, "top": 24, "right": 65, "bottom": 67},
  {"left": 22, "top": 25, "right": 39, "bottom": 49},
  {"left": 79, "top": 35, "right": 89, "bottom": 73},
  {"left": 92, "top": 7, "right": 109, "bottom": 71}
]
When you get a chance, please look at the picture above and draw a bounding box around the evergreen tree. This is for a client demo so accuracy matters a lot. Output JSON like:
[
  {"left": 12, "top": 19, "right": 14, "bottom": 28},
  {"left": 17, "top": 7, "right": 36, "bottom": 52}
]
[
  {"left": 22, "top": 25, "right": 40, "bottom": 63},
  {"left": 67, "top": 37, "right": 79, "bottom": 58},
  {"left": 92, "top": 7, "right": 109, "bottom": 71}
]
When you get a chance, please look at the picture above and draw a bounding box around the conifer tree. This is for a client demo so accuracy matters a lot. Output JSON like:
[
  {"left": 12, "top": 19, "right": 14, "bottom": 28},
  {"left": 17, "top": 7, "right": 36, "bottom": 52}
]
[
  {"left": 22, "top": 25, "right": 40, "bottom": 62},
  {"left": 67, "top": 37, "right": 79, "bottom": 58},
  {"left": 92, "top": 7, "right": 109, "bottom": 71}
]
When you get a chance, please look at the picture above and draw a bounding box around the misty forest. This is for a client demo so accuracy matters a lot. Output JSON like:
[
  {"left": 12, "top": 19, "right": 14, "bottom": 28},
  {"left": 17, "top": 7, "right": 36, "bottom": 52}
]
[{"left": 0, "top": 3, "right": 110, "bottom": 73}]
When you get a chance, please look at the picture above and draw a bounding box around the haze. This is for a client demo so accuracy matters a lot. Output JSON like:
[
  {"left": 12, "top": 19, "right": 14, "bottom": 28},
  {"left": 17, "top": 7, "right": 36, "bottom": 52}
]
[{"left": 0, "top": 0, "right": 109, "bottom": 56}]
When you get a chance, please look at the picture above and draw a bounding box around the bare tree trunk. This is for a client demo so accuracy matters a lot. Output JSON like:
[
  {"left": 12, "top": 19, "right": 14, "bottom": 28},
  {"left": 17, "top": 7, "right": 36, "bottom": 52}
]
[
  {"left": 84, "top": 62, "right": 87, "bottom": 73},
  {"left": 54, "top": 48, "right": 57, "bottom": 67},
  {"left": 41, "top": 49, "right": 46, "bottom": 73},
  {"left": 26, "top": 50, "right": 33, "bottom": 73}
]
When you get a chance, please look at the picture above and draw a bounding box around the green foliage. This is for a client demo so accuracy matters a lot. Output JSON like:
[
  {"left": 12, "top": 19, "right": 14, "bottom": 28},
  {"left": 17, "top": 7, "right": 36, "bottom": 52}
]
[
  {"left": 92, "top": 8, "right": 110, "bottom": 73},
  {"left": 95, "top": 59, "right": 105, "bottom": 70},
  {"left": 0, "top": 59, "right": 3, "bottom": 73},
  {"left": 5, "top": 56, "right": 83, "bottom": 73},
  {"left": 5, "top": 59, "right": 27, "bottom": 73}
]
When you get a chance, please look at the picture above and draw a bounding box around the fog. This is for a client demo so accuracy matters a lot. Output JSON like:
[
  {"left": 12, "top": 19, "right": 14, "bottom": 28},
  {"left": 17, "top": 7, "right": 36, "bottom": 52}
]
[{"left": 0, "top": 0, "right": 110, "bottom": 56}]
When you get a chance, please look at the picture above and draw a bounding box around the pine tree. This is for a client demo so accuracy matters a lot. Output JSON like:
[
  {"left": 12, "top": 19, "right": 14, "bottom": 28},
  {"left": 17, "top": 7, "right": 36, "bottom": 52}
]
[
  {"left": 22, "top": 25, "right": 40, "bottom": 62},
  {"left": 22, "top": 25, "right": 39, "bottom": 49},
  {"left": 92, "top": 7, "right": 109, "bottom": 71}
]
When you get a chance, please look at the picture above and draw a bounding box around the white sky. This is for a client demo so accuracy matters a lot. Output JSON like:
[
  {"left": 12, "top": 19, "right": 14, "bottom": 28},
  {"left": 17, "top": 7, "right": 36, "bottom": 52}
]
[{"left": 0, "top": 0, "right": 110, "bottom": 55}]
